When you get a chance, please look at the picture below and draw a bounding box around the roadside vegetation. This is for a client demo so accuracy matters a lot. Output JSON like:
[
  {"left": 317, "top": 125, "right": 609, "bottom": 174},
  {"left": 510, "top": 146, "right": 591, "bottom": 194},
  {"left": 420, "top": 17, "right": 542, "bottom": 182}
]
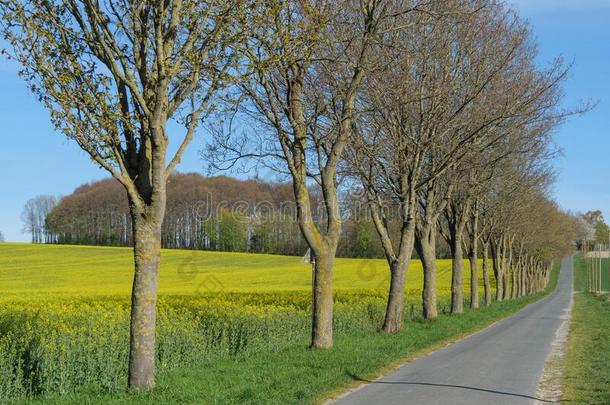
[
  {"left": 0, "top": 246, "right": 559, "bottom": 404},
  {"left": 0, "top": 243, "right": 474, "bottom": 399},
  {"left": 561, "top": 254, "right": 610, "bottom": 404},
  {"left": 0, "top": 0, "right": 584, "bottom": 401}
]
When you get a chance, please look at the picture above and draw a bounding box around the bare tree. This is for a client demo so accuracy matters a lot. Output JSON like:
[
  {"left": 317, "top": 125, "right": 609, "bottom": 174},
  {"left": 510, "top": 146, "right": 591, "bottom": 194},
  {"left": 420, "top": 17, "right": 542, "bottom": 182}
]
[
  {"left": 207, "top": 0, "right": 403, "bottom": 348},
  {"left": 416, "top": 1, "right": 570, "bottom": 316},
  {"left": 21, "top": 195, "right": 57, "bottom": 243},
  {"left": 345, "top": 2, "right": 467, "bottom": 332},
  {"left": 1, "top": 0, "right": 241, "bottom": 389},
  {"left": 396, "top": 1, "right": 539, "bottom": 320}
]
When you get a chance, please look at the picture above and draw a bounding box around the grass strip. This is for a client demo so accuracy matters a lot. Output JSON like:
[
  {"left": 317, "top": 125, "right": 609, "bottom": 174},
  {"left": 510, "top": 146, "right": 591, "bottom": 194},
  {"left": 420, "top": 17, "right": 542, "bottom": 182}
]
[{"left": 561, "top": 254, "right": 610, "bottom": 404}]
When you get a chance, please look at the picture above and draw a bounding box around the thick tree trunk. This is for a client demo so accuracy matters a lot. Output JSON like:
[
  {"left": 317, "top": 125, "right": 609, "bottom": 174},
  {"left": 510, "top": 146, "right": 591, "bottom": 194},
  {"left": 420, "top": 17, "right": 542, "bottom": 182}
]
[
  {"left": 382, "top": 259, "right": 408, "bottom": 333},
  {"left": 415, "top": 225, "right": 437, "bottom": 320},
  {"left": 382, "top": 224, "right": 416, "bottom": 333},
  {"left": 311, "top": 251, "right": 334, "bottom": 348},
  {"left": 482, "top": 241, "right": 491, "bottom": 306},
  {"left": 446, "top": 201, "right": 470, "bottom": 315},
  {"left": 378, "top": 205, "right": 416, "bottom": 333},
  {"left": 450, "top": 233, "right": 465, "bottom": 314},
  {"left": 292, "top": 167, "right": 339, "bottom": 349},
  {"left": 128, "top": 212, "right": 163, "bottom": 389}
]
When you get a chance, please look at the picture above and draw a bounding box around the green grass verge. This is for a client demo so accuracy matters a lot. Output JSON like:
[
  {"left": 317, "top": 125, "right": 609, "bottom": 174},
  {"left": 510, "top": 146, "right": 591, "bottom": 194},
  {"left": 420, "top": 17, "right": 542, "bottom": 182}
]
[
  {"left": 561, "top": 253, "right": 610, "bottom": 404},
  {"left": 25, "top": 261, "right": 561, "bottom": 405}
]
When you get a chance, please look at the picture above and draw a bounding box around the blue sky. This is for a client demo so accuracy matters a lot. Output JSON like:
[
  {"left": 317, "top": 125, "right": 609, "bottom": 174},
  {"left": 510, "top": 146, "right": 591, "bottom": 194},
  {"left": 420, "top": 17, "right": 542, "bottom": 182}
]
[{"left": 0, "top": 1, "right": 609, "bottom": 242}]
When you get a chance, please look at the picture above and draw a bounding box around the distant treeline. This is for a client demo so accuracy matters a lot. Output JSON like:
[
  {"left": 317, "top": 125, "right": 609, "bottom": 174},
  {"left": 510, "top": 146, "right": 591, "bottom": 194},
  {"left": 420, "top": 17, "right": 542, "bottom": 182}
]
[{"left": 42, "top": 173, "right": 390, "bottom": 258}]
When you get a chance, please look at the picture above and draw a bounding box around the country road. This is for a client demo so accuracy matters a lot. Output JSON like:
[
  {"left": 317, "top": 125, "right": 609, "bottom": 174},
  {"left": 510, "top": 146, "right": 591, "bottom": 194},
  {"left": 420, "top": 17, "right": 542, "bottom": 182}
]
[{"left": 331, "top": 255, "right": 574, "bottom": 405}]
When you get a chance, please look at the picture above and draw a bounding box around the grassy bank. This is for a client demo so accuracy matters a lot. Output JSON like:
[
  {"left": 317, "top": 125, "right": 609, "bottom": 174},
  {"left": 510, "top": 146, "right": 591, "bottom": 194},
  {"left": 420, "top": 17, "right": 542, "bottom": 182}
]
[
  {"left": 561, "top": 254, "right": 610, "bottom": 404},
  {"left": 23, "top": 259, "right": 560, "bottom": 405}
]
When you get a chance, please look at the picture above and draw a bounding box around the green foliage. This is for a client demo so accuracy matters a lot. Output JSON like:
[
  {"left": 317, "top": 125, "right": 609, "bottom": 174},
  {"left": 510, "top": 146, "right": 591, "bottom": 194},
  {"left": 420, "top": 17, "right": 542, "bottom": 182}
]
[{"left": 595, "top": 221, "right": 610, "bottom": 244}]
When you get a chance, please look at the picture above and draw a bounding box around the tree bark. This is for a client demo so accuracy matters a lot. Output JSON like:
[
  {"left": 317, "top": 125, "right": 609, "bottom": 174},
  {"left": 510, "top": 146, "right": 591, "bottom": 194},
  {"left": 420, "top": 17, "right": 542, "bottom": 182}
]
[
  {"left": 467, "top": 209, "right": 479, "bottom": 309},
  {"left": 446, "top": 201, "right": 470, "bottom": 315},
  {"left": 291, "top": 162, "right": 339, "bottom": 349},
  {"left": 520, "top": 257, "right": 526, "bottom": 297},
  {"left": 450, "top": 231, "right": 465, "bottom": 314},
  {"left": 503, "top": 271, "right": 511, "bottom": 300},
  {"left": 469, "top": 245, "right": 478, "bottom": 309},
  {"left": 503, "top": 236, "right": 514, "bottom": 300},
  {"left": 311, "top": 251, "right": 334, "bottom": 348},
  {"left": 382, "top": 259, "right": 408, "bottom": 332},
  {"left": 511, "top": 266, "right": 518, "bottom": 299},
  {"left": 415, "top": 223, "right": 437, "bottom": 320},
  {"left": 491, "top": 238, "right": 503, "bottom": 301},
  {"left": 128, "top": 209, "right": 164, "bottom": 389},
  {"left": 380, "top": 211, "right": 416, "bottom": 333},
  {"left": 482, "top": 241, "right": 491, "bottom": 306}
]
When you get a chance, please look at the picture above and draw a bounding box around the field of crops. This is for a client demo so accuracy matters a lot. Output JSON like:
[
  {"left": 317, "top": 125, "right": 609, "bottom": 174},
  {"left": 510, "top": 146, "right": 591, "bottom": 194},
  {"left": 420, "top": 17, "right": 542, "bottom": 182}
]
[{"left": 0, "top": 243, "right": 486, "bottom": 400}]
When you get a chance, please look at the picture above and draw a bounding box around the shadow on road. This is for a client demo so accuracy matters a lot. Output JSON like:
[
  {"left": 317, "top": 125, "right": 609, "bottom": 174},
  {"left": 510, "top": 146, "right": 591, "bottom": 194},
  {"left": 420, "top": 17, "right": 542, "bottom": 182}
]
[{"left": 346, "top": 371, "right": 557, "bottom": 403}]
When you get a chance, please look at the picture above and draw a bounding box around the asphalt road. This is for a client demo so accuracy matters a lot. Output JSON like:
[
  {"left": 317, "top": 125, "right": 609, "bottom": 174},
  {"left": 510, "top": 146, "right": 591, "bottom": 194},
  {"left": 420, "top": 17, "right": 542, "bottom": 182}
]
[{"left": 332, "top": 255, "right": 573, "bottom": 405}]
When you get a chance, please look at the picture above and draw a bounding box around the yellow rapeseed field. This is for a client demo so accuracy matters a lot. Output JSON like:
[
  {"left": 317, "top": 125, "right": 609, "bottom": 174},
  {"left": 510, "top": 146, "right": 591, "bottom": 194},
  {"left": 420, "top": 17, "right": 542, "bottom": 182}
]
[
  {"left": 0, "top": 243, "right": 463, "bottom": 297},
  {"left": 0, "top": 243, "right": 486, "bottom": 399}
]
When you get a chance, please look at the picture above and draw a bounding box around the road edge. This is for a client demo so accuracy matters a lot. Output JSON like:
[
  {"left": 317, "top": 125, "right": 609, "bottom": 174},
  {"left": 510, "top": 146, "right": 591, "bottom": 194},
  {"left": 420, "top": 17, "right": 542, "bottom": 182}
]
[
  {"left": 534, "top": 254, "right": 574, "bottom": 404},
  {"left": 319, "top": 258, "right": 565, "bottom": 405}
]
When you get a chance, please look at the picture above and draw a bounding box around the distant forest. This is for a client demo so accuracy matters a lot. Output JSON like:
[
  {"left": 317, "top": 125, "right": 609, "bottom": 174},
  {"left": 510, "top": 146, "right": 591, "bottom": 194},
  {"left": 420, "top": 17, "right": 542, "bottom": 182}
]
[{"left": 33, "top": 173, "right": 395, "bottom": 258}]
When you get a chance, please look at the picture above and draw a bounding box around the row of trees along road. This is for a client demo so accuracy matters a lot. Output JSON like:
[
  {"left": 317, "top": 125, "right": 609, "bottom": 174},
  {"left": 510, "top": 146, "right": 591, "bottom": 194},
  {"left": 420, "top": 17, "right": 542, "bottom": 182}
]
[{"left": 1, "top": 0, "right": 583, "bottom": 390}]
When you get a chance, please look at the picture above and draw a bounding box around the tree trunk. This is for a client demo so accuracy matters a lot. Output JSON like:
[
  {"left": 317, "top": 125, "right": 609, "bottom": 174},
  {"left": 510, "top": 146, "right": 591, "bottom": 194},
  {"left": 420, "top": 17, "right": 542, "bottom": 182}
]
[
  {"left": 415, "top": 225, "right": 437, "bottom": 320},
  {"left": 382, "top": 259, "right": 408, "bottom": 333},
  {"left": 511, "top": 266, "right": 518, "bottom": 299},
  {"left": 371, "top": 200, "right": 417, "bottom": 334},
  {"left": 292, "top": 167, "right": 339, "bottom": 349},
  {"left": 128, "top": 211, "right": 163, "bottom": 389},
  {"left": 520, "top": 258, "right": 526, "bottom": 297},
  {"left": 382, "top": 221, "right": 416, "bottom": 333},
  {"left": 311, "top": 251, "right": 334, "bottom": 348},
  {"left": 450, "top": 232, "right": 465, "bottom": 314},
  {"left": 482, "top": 241, "right": 491, "bottom": 306},
  {"left": 491, "top": 239, "right": 503, "bottom": 301},
  {"left": 502, "top": 237, "right": 513, "bottom": 300},
  {"left": 503, "top": 271, "right": 511, "bottom": 300},
  {"left": 468, "top": 210, "right": 479, "bottom": 310},
  {"left": 469, "top": 247, "right": 478, "bottom": 309}
]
